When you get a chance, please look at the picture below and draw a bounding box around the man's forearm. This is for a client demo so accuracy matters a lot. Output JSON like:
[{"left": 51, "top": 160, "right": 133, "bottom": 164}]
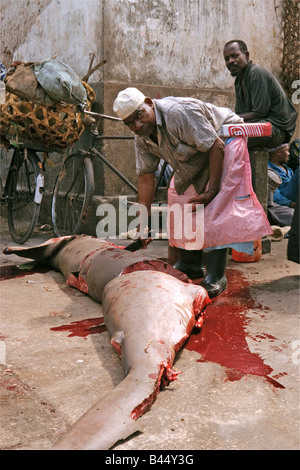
[
  {"left": 207, "top": 137, "right": 225, "bottom": 197},
  {"left": 136, "top": 173, "right": 156, "bottom": 245},
  {"left": 137, "top": 173, "right": 156, "bottom": 214}
]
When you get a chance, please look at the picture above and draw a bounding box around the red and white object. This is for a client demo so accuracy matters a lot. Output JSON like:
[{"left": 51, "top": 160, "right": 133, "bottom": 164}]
[{"left": 219, "top": 122, "right": 272, "bottom": 137}]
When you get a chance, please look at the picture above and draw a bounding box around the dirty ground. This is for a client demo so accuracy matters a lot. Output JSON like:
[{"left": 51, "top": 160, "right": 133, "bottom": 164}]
[{"left": 0, "top": 216, "right": 299, "bottom": 451}]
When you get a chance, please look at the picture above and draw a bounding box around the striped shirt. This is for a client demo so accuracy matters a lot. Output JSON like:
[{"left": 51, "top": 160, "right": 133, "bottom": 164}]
[{"left": 135, "top": 96, "right": 243, "bottom": 194}]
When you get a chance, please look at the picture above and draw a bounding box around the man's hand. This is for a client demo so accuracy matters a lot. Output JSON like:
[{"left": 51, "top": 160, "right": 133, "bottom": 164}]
[
  {"left": 138, "top": 236, "right": 152, "bottom": 249},
  {"left": 136, "top": 219, "right": 152, "bottom": 249},
  {"left": 188, "top": 189, "right": 217, "bottom": 208}
]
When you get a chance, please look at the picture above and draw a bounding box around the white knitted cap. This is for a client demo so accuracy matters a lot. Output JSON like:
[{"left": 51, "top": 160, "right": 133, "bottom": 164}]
[
  {"left": 267, "top": 143, "right": 289, "bottom": 153},
  {"left": 113, "top": 87, "right": 146, "bottom": 120}
]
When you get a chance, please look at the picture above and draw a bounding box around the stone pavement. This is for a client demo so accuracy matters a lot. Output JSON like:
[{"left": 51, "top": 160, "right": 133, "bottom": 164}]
[{"left": 0, "top": 217, "right": 299, "bottom": 451}]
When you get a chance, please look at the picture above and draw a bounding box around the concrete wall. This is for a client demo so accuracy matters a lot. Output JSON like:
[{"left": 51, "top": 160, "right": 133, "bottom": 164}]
[
  {"left": 1, "top": 0, "right": 104, "bottom": 81},
  {"left": 101, "top": 0, "right": 288, "bottom": 196},
  {"left": 2, "top": 0, "right": 297, "bottom": 211},
  {"left": 103, "top": 0, "right": 284, "bottom": 91},
  {"left": 0, "top": 0, "right": 286, "bottom": 89}
]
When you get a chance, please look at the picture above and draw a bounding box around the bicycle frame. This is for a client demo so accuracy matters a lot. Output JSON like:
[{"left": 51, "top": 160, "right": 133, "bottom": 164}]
[
  {"left": 1, "top": 156, "right": 15, "bottom": 201},
  {"left": 79, "top": 109, "right": 138, "bottom": 192},
  {"left": 81, "top": 108, "right": 172, "bottom": 196},
  {"left": 81, "top": 146, "right": 138, "bottom": 194},
  {"left": 1, "top": 148, "right": 34, "bottom": 199}
]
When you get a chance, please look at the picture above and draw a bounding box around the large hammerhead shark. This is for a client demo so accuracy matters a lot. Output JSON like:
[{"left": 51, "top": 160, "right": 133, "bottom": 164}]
[{"left": 3, "top": 235, "right": 210, "bottom": 450}]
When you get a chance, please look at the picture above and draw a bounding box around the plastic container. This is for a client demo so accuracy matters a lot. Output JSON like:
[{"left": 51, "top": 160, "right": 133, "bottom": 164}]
[
  {"left": 34, "top": 174, "right": 44, "bottom": 204},
  {"left": 0, "top": 81, "right": 6, "bottom": 104},
  {"left": 219, "top": 122, "right": 271, "bottom": 138},
  {"left": 232, "top": 239, "right": 262, "bottom": 262}
]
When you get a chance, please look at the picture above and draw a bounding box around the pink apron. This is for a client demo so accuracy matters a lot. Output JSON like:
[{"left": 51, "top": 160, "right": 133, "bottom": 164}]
[{"left": 168, "top": 137, "right": 272, "bottom": 250}]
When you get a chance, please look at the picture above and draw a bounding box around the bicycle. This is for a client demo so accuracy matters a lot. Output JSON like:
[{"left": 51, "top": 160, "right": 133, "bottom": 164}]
[
  {"left": 51, "top": 108, "right": 173, "bottom": 237},
  {"left": 0, "top": 144, "right": 44, "bottom": 244},
  {"left": 0, "top": 138, "right": 64, "bottom": 244}
]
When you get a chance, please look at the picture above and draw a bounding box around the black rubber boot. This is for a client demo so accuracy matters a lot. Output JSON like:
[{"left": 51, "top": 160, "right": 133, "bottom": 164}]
[
  {"left": 200, "top": 248, "right": 228, "bottom": 298},
  {"left": 172, "top": 248, "right": 205, "bottom": 279}
]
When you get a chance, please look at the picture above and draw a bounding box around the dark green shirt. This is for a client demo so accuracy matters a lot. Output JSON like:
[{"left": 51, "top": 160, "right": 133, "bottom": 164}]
[{"left": 234, "top": 61, "right": 298, "bottom": 139}]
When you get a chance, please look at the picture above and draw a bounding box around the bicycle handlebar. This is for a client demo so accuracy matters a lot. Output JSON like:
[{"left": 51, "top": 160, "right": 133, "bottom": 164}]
[
  {"left": 77, "top": 104, "right": 122, "bottom": 122},
  {"left": 84, "top": 110, "right": 122, "bottom": 122}
]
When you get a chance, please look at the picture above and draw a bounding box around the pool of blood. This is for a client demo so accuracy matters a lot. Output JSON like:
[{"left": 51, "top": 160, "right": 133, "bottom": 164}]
[
  {"left": 186, "top": 268, "right": 284, "bottom": 388},
  {"left": 1, "top": 261, "right": 284, "bottom": 388},
  {"left": 0, "top": 263, "right": 51, "bottom": 280},
  {"left": 50, "top": 318, "right": 106, "bottom": 338}
]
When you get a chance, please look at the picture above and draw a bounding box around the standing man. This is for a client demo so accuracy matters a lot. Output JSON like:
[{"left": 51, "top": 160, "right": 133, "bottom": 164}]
[
  {"left": 113, "top": 88, "right": 272, "bottom": 298},
  {"left": 223, "top": 40, "right": 298, "bottom": 149}
]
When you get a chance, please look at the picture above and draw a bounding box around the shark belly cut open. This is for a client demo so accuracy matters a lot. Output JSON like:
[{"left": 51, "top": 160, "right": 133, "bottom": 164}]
[{"left": 3, "top": 235, "right": 210, "bottom": 449}]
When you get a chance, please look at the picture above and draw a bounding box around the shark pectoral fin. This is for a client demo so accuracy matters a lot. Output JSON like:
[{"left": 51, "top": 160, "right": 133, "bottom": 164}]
[
  {"left": 110, "top": 331, "right": 124, "bottom": 356},
  {"left": 2, "top": 235, "right": 77, "bottom": 262}
]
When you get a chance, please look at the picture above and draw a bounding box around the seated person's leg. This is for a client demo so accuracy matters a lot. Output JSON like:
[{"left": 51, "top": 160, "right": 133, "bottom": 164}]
[{"left": 279, "top": 166, "right": 300, "bottom": 202}]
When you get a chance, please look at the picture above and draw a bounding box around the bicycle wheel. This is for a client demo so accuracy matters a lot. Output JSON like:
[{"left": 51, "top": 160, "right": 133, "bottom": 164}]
[
  {"left": 52, "top": 153, "right": 94, "bottom": 237},
  {"left": 7, "top": 149, "right": 42, "bottom": 244}
]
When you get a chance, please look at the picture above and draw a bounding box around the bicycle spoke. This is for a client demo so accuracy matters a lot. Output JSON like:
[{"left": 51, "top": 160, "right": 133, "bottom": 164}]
[
  {"left": 52, "top": 154, "right": 94, "bottom": 237},
  {"left": 7, "top": 149, "right": 41, "bottom": 244}
]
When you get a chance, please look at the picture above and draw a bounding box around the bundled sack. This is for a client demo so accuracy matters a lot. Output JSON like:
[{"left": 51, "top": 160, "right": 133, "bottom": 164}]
[
  {"left": 4, "top": 62, "right": 57, "bottom": 107},
  {"left": 1, "top": 58, "right": 95, "bottom": 149},
  {"left": 0, "top": 81, "right": 96, "bottom": 149},
  {"left": 5, "top": 58, "right": 87, "bottom": 106},
  {"left": 33, "top": 58, "right": 87, "bottom": 105}
]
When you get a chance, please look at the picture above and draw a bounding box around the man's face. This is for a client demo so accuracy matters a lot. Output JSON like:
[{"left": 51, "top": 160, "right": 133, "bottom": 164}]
[
  {"left": 223, "top": 42, "right": 249, "bottom": 76},
  {"left": 276, "top": 146, "right": 290, "bottom": 164},
  {"left": 123, "top": 99, "right": 156, "bottom": 137}
]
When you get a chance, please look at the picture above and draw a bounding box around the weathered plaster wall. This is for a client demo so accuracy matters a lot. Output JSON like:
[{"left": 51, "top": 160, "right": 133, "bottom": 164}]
[
  {"left": 103, "top": 0, "right": 284, "bottom": 92},
  {"left": 2, "top": 0, "right": 295, "bottom": 202},
  {"left": 0, "top": 0, "right": 52, "bottom": 67},
  {"left": 2, "top": 0, "right": 285, "bottom": 89},
  {"left": 101, "top": 0, "right": 287, "bottom": 196},
  {"left": 1, "top": 0, "right": 103, "bottom": 81}
]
